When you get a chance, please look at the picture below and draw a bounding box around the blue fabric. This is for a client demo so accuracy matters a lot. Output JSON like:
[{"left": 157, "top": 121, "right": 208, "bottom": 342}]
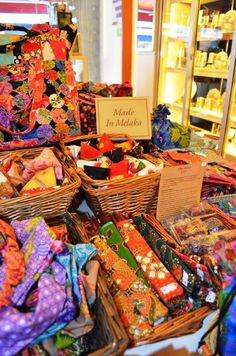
[{"left": 152, "top": 104, "right": 191, "bottom": 150}]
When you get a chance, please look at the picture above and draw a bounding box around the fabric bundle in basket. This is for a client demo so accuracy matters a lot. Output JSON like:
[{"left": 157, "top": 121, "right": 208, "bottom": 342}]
[
  {"left": 0, "top": 146, "right": 81, "bottom": 220},
  {"left": 78, "top": 213, "right": 214, "bottom": 346},
  {"left": 0, "top": 213, "right": 128, "bottom": 355},
  {"left": 60, "top": 133, "right": 164, "bottom": 215},
  {"left": 0, "top": 23, "right": 80, "bottom": 150}
]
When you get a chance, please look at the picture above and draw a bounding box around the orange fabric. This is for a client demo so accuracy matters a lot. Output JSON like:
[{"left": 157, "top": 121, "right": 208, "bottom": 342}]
[
  {"left": 98, "top": 133, "right": 116, "bottom": 153},
  {"left": 0, "top": 220, "right": 25, "bottom": 308}
]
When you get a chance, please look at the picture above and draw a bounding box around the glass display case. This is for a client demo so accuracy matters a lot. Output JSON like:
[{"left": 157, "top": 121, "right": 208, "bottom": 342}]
[{"left": 154, "top": 0, "right": 236, "bottom": 157}]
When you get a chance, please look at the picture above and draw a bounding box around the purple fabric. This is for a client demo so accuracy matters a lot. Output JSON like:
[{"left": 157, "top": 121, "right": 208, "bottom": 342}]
[
  {"left": 11, "top": 218, "right": 56, "bottom": 306},
  {"left": 0, "top": 265, "right": 6, "bottom": 287},
  {"left": 0, "top": 274, "right": 66, "bottom": 356}
]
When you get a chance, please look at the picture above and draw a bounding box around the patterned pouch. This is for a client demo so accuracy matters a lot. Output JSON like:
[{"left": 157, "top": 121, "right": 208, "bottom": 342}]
[{"left": 0, "top": 23, "right": 80, "bottom": 150}]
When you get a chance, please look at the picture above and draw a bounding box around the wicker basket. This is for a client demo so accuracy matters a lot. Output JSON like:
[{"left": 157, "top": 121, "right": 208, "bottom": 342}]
[
  {"left": 46, "top": 213, "right": 129, "bottom": 355},
  {"left": 60, "top": 134, "right": 161, "bottom": 215},
  {"left": 0, "top": 147, "right": 81, "bottom": 220},
  {"left": 72, "top": 213, "right": 214, "bottom": 347}
]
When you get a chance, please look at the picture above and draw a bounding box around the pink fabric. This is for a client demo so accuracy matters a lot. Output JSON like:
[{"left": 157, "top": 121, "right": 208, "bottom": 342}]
[{"left": 22, "top": 148, "right": 63, "bottom": 181}]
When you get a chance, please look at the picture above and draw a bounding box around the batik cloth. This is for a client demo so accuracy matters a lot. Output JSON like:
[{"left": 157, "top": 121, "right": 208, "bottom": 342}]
[
  {"left": 0, "top": 274, "right": 66, "bottom": 355},
  {"left": 0, "top": 219, "right": 25, "bottom": 308},
  {"left": 99, "top": 221, "right": 149, "bottom": 286},
  {"left": 10, "top": 217, "right": 58, "bottom": 306},
  {"left": 34, "top": 249, "right": 97, "bottom": 343},
  {"left": 116, "top": 219, "right": 191, "bottom": 316},
  {"left": 133, "top": 215, "right": 197, "bottom": 295},
  {"left": 91, "top": 234, "right": 168, "bottom": 340}
]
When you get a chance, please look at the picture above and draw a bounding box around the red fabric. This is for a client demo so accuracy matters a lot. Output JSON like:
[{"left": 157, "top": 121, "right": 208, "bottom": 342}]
[
  {"left": 79, "top": 144, "right": 102, "bottom": 160},
  {"left": 98, "top": 133, "right": 116, "bottom": 153},
  {"left": 109, "top": 160, "right": 129, "bottom": 179}
]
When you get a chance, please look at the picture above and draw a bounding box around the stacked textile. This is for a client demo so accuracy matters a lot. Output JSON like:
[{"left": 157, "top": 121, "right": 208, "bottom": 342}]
[
  {"left": 0, "top": 147, "right": 67, "bottom": 198},
  {"left": 0, "top": 217, "right": 99, "bottom": 355},
  {"left": 150, "top": 149, "right": 236, "bottom": 198},
  {"left": 82, "top": 213, "right": 219, "bottom": 341},
  {"left": 66, "top": 133, "right": 162, "bottom": 182}
]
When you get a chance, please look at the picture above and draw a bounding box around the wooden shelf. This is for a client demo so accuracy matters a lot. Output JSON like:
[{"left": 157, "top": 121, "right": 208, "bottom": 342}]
[
  {"left": 201, "top": 0, "right": 222, "bottom": 4},
  {"left": 189, "top": 124, "right": 220, "bottom": 136},
  {"left": 190, "top": 107, "right": 222, "bottom": 124},
  {"left": 194, "top": 68, "right": 228, "bottom": 79},
  {"left": 190, "top": 107, "right": 236, "bottom": 129},
  {"left": 170, "top": 0, "right": 191, "bottom": 3},
  {"left": 166, "top": 67, "right": 228, "bottom": 79},
  {"left": 166, "top": 67, "right": 186, "bottom": 73},
  {"left": 197, "top": 30, "right": 233, "bottom": 42},
  {"left": 165, "top": 102, "right": 183, "bottom": 111},
  {"left": 164, "top": 34, "right": 189, "bottom": 42}
]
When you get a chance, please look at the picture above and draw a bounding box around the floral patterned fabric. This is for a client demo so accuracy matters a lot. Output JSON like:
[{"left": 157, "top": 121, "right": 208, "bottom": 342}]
[
  {"left": 0, "top": 216, "right": 98, "bottom": 355},
  {"left": 99, "top": 221, "right": 149, "bottom": 286},
  {"left": 0, "top": 24, "right": 80, "bottom": 150},
  {"left": 116, "top": 219, "right": 191, "bottom": 316},
  {"left": 133, "top": 215, "right": 197, "bottom": 295},
  {"left": 90, "top": 234, "right": 168, "bottom": 340},
  {"left": 152, "top": 104, "right": 191, "bottom": 150},
  {"left": 0, "top": 220, "right": 25, "bottom": 308}
]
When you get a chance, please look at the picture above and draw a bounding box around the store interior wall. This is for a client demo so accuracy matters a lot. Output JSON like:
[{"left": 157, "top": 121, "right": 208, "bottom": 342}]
[
  {"left": 75, "top": 0, "right": 101, "bottom": 82},
  {"left": 100, "top": 0, "right": 122, "bottom": 84}
]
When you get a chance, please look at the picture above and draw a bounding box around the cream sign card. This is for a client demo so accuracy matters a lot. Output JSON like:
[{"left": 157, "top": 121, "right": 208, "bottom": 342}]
[
  {"left": 95, "top": 97, "right": 151, "bottom": 139},
  {"left": 156, "top": 163, "right": 205, "bottom": 221}
]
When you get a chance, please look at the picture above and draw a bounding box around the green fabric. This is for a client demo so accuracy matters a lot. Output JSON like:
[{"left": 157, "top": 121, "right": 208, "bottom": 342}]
[
  {"left": 99, "top": 221, "right": 149, "bottom": 286},
  {"left": 133, "top": 215, "right": 197, "bottom": 294},
  {"left": 55, "top": 332, "right": 75, "bottom": 349}
]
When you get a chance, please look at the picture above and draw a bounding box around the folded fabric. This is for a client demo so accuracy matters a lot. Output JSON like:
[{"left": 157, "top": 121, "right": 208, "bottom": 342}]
[
  {"left": 31, "top": 243, "right": 98, "bottom": 346},
  {"left": 114, "top": 139, "right": 133, "bottom": 151},
  {"left": 133, "top": 215, "right": 197, "bottom": 295},
  {"left": 10, "top": 217, "right": 57, "bottom": 306},
  {"left": 0, "top": 274, "right": 66, "bottom": 355},
  {"left": 60, "top": 261, "right": 99, "bottom": 339},
  {"left": 109, "top": 160, "right": 129, "bottom": 179},
  {"left": 79, "top": 144, "right": 102, "bottom": 160},
  {"left": 116, "top": 219, "right": 191, "bottom": 316},
  {"left": 104, "top": 147, "right": 124, "bottom": 163},
  {"left": 76, "top": 160, "right": 97, "bottom": 170},
  {"left": 0, "top": 166, "right": 15, "bottom": 199},
  {"left": 50, "top": 224, "right": 69, "bottom": 243},
  {"left": 67, "top": 145, "right": 81, "bottom": 160},
  {"left": 167, "top": 151, "right": 203, "bottom": 164},
  {"left": 98, "top": 133, "right": 116, "bottom": 153},
  {"left": 21, "top": 166, "right": 57, "bottom": 193},
  {"left": 22, "top": 148, "right": 63, "bottom": 181},
  {"left": 3, "top": 157, "right": 25, "bottom": 186},
  {"left": 0, "top": 220, "right": 25, "bottom": 309},
  {"left": 84, "top": 165, "right": 110, "bottom": 180},
  {"left": 124, "top": 155, "right": 146, "bottom": 174},
  {"left": 100, "top": 221, "right": 149, "bottom": 286},
  {"left": 90, "top": 234, "right": 168, "bottom": 339},
  {"left": 173, "top": 248, "right": 218, "bottom": 306},
  {"left": 97, "top": 156, "right": 111, "bottom": 168},
  {"left": 56, "top": 243, "right": 98, "bottom": 305},
  {"left": 137, "top": 159, "right": 161, "bottom": 176}
]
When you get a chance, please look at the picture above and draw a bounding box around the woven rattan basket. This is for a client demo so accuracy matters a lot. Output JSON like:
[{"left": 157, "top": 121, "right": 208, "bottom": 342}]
[
  {"left": 72, "top": 212, "right": 215, "bottom": 347},
  {"left": 60, "top": 134, "right": 161, "bottom": 215},
  {"left": 0, "top": 147, "right": 81, "bottom": 220},
  {"left": 47, "top": 213, "right": 129, "bottom": 355}
]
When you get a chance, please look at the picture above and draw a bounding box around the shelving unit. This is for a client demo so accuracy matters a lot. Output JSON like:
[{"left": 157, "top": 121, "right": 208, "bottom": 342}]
[
  {"left": 154, "top": 0, "right": 236, "bottom": 157},
  {"left": 166, "top": 67, "right": 228, "bottom": 78},
  {"left": 194, "top": 68, "right": 228, "bottom": 79},
  {"left": 197, "top": 31, "right": 233, "bottom": 41}
]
